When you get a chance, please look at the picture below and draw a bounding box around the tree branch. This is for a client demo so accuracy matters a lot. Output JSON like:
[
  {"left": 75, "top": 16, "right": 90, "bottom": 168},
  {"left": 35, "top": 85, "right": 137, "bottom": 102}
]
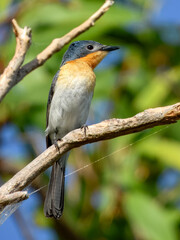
[
  {"left": 0, "top": 159, "right": 88, "bottom": 240},
  {"left": 0, "top": 19, "right": 31, "bottom": 101},
  {"left": 0, "top": 191, "right": 28, "bottom": 207},
  {"left": 0, "top": 0, "right": 114, "bottom": 101},
  {"left": 0, "top": 102, "right": 180, "bottom": 212}
]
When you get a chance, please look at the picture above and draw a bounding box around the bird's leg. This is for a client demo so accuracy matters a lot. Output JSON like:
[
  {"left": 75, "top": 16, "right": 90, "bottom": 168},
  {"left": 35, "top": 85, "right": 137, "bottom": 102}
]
[
  {"left": 53, "top": 128, "right": 60, "bottom": 153},
  {"left": 81, "top": 124, "right": 88, "bottom": 137}
]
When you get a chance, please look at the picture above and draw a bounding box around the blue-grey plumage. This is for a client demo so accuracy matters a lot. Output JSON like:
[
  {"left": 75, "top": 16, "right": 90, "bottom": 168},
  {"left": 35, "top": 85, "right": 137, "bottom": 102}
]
[{"left": 44, "top": 40, "right": 119, "bottom": 219}]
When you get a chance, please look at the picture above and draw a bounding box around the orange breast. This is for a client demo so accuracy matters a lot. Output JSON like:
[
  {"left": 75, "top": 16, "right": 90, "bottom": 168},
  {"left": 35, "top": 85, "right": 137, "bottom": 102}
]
[
  {"left": 56, "top": 60, "right": 96, "bottom": 92},
  {"left": 56, "top": 50, "right": 108, "bottom": 91},
  {"left": 78, "top": 51, "right": 108, "bottom": 69}
]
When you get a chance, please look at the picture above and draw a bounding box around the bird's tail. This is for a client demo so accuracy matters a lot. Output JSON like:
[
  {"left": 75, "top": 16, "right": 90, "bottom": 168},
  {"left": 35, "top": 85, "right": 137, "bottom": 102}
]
[{"left": 44, "top": 153, "right": 68, "bottom": 219}]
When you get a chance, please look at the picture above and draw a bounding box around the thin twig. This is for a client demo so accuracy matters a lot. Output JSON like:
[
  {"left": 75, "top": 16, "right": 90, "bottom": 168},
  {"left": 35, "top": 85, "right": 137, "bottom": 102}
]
[
  {"left": 0, "top": 0, "right": 114, "bottom": 101},
  {"left": 0, "top": 19, "right": 31, "bottom": 101}
]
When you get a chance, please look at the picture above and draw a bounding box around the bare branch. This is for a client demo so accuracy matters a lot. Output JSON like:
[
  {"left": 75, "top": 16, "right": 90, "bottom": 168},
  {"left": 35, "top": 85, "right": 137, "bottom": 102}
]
[
  {"left": 0, "top": 191, "right": 28, "bottom": 207},
  {"left": 0, "top": 102, "right": 180, "bottom": 212},
  {"left": 18, "top": 0, "right": 114, "bottom": 76},
  {"left": 0, "top": 19, "right": 31, "bottom": 101},
  {"left": 0, "top": 159, "right": 90, "bottom": 240},
  {"left": 0, "top": 0, "right": 114, "bottom": 101}
]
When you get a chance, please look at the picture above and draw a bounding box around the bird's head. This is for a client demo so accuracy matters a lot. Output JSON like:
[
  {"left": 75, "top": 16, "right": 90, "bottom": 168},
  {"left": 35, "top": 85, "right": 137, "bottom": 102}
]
[{"left": 61, "top": 40, "right": 119, "bottom": 69}]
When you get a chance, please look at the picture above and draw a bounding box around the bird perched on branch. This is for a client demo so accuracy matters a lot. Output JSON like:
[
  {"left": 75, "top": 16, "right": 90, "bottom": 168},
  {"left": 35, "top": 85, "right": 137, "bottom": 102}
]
[{"left": 44, "top": 40, "right": 119, "bottom": 219}]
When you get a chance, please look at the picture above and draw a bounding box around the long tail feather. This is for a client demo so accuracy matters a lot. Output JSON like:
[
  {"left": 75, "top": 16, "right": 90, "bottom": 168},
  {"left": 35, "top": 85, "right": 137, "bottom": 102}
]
[{"left": 44, "top": 153, "right": 68, "bottom": 219}]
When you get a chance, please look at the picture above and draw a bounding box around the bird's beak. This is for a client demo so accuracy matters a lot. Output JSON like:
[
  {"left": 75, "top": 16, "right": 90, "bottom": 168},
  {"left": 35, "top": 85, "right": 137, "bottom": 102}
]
[{"left": 100, "top": 45, "right": 119, "bottom": 51}]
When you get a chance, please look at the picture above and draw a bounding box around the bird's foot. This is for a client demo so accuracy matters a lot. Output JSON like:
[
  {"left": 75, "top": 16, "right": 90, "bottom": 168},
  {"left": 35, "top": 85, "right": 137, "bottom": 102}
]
[
  {"left": 81, "top": 124, "right": 88, "bottom": 137},
  {"left": 53, "top": 129, "right": 61, "bottom": 153},
  {"left": 54, "top": 140, "right": 61, "bottom": 153}
]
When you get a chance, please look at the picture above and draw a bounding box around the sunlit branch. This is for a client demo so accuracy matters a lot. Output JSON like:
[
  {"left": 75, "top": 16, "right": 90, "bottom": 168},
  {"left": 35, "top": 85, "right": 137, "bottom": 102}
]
[
  {"left": 0, "top": 191, "right": 28, "bottom": 207},
  {"left": 0, "top": 19, "right": 31, "bottom": 101},
  {"left": 0, "top": 102, "right": 180, "bottom": 212},
  {"left": 0, "top": 0, "right": 114, "bottom": 101}
]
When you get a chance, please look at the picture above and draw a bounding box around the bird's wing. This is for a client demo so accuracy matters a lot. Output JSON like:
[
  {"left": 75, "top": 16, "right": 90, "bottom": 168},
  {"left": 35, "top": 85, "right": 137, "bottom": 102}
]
[{"left": 46, "top": 70, "right": 60, "bottom": 147}]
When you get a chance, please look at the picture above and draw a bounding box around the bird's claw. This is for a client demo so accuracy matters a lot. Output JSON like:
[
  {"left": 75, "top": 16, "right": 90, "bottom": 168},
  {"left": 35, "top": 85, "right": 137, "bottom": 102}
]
[
  {"left": 53, "top": 129, "right": 61, "bottom": 153},
  {"left": 81, "top": 124, "right": 88, "bottom": 137},
  {"left": 54, "top": 140, "right": 61, "bottom": 153}
]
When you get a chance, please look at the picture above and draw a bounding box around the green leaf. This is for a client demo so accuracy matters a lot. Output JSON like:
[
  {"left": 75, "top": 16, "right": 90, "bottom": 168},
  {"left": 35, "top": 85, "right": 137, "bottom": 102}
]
[
  {"left": 133, "top": 76, "right": 169, "bottom": 111},
  {"left": 135, "top": 136, "right": 180, "bottom": 169},
  {"left": 0, "top": 0, "right": 11, "bottom": 19},
  {"left": 123, "top": 192, "right": 178, "bottom": 240}
]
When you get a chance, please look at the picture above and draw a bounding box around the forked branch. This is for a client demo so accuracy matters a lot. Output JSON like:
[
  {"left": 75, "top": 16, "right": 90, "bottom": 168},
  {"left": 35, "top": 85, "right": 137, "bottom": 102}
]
[
  {"left": 0, "top": 0, "right": 114, "bottom": 101},
  {"left": 0, "top": 19, "right": 31, "bottom": 101}
]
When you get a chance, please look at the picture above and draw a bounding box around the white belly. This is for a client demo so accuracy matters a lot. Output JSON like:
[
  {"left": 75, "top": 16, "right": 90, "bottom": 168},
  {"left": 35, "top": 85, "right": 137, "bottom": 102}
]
[{"left": 46, "top": 76, "right": 94, "bottom": 140}]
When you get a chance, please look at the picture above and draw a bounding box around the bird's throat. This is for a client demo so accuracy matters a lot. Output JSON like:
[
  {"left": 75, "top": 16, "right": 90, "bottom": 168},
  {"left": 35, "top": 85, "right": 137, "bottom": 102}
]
[{"left": 79, "top": 51, "right": 108, "bottom": 69}]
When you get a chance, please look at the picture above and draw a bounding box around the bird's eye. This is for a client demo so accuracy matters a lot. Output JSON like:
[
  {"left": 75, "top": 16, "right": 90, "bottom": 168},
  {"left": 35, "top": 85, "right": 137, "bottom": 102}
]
[{"left": 87, "top": 45, "right": 94, "bottom": 50}]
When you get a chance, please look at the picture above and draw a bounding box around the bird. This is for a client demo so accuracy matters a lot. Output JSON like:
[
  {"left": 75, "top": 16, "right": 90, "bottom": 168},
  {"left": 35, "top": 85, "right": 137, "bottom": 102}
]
[{"left": 44, "top": 40, "right": 119, "bottom": 219}]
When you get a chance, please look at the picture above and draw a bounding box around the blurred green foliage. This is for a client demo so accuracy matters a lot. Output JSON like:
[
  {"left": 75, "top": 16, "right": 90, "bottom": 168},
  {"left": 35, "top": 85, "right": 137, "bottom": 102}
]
[{"left": 1, "top": 0, "right": 180, "bottom": 239}]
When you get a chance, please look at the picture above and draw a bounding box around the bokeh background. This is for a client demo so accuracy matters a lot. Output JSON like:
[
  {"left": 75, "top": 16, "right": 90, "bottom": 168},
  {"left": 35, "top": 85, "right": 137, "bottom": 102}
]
[{"left": 1, "top": 0, "right": 180, "bottom": 239}]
